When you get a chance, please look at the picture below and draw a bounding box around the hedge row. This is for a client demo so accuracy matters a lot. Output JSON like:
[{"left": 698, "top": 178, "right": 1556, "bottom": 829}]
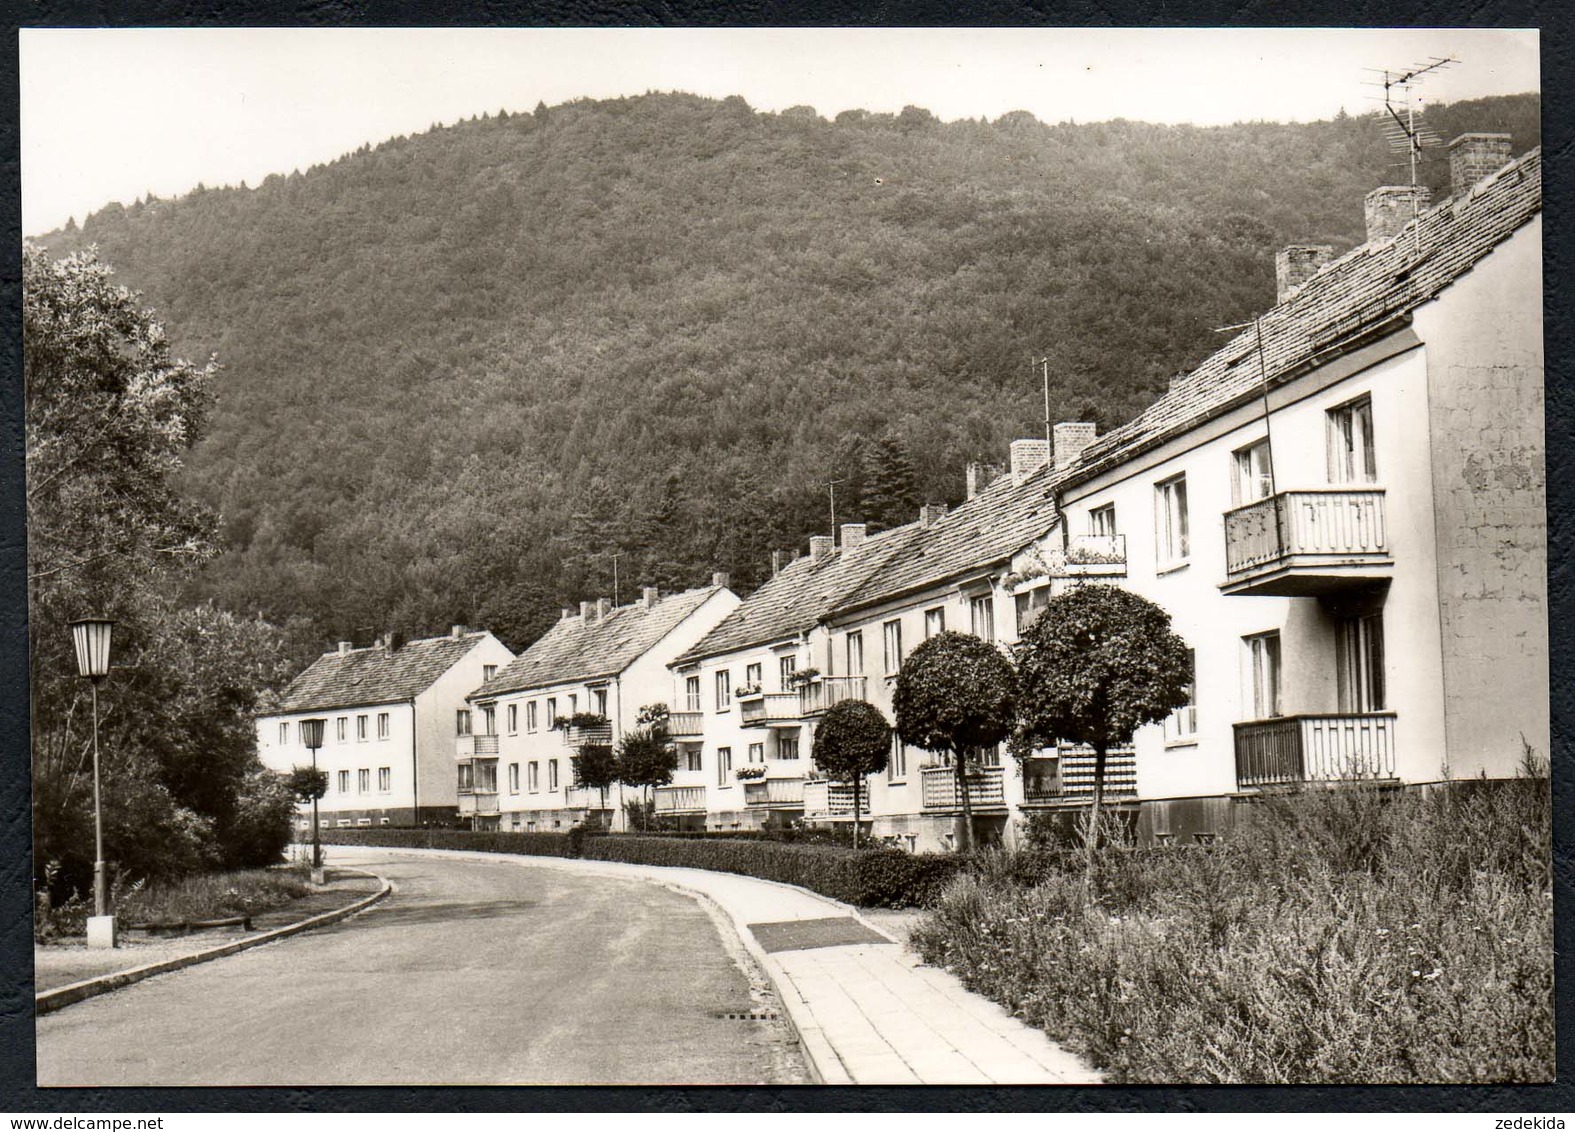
[{"left": 318, "top": 827, "right": 964, "bottom": 908}]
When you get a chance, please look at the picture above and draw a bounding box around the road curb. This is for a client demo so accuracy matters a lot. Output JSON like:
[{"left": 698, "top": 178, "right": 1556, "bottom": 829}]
[{"left": 35, "top": 868, "right": 393, "bottom": 1016}]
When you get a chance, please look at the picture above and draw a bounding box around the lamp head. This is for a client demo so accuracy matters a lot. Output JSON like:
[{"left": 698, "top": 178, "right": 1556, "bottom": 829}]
[
  {"left": 300, "top": 717, "right": 326, "bottom": 751},
  {"left": 70, "top": 618, "right": 114, "bottom": 681}
]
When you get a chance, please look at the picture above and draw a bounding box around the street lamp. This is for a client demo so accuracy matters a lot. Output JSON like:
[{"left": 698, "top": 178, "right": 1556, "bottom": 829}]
[
  {"left": 300, "top": 717, "right": 326, "bottom": 885},
  {"left": 70, "top": 617, "right": 115, "bottom": 949}
]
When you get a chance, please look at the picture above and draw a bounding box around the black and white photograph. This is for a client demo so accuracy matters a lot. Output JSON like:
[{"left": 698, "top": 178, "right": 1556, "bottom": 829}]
[{"left": 15, "top": 24, "right": 1551, "bottom": 1098}]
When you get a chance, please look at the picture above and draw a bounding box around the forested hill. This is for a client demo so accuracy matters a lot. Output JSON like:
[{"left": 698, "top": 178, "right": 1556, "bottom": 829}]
[{"left": 35, "top": 91, "right": 1540, "bottom": 652}]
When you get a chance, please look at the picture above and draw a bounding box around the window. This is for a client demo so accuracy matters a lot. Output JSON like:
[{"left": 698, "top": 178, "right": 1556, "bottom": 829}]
[
  {"left": 883, "top": 620, "right": 903, "bottom": 675},
  {"left": 357, "top": 715, "right": 368, "bottom": 742},
  {"left": 526, "top": 701, "right": 538, "bottom": 732},
  {"left": 508, "top": 763, "right": 520, "bottom": 794},
  {"left": 476, "top": 760, "right": 496, "bottom": 793},
  {"left": 686, "top": 746, "right": 703, "bottom": 772},
  {"left": 456, "top": 709, "right": 472, "bottom": 736},
  {"left": 778, "top": 655, "right": 797, "bottom": 690},
  {"left": 458, "top": 763, "right": 474, "bottom": 793},
  {"left": 481, "top": 704, "right": 496, "bottom": 735},
  {"left": 776, "top": 735, "right": 800, "bottom": 761},
  {"left": 970, "top": 595, "right": 995, "bottom": 642},
  {"left": 507, "top": 704, "right": 518, "bottom": 734},
  {"left": 1337, "top": 613, "right": 1386, "bottom": 712},
  {"left": 336, "top": 716, "right": 346, "bottom": 743},
  {"left": 546, "top": 698, "right": 557, "bottom": 727},
  {"left": 377, "top": 712, "right": 390, "bottom": 740},
  {"left": 378, "top": 767, "right": 391, "bottom": 793},
  {"left": 744, "top": 662, "right": 762, "bottom": 689},
  {"left": 337, "top": 770, "right": 350, "bottom": 794},
  {"left": 1089, "top": 504, "right": 1117, "bottom": 537},
  {"left": 748, "top": 742, "right": 764, "bottom": 764},
  {"left": 924, "top": 607, "right": 946, "bottom": 639},
  {"left": 1155, "top": 474, "right": 1190, "bottom": 568},
  {"left": 1245, "top": 632, "right": 1282, "bottom": 720},
  {"left": 549, "top": 760, "right": 560, "bottom": 791},
  {"left": 1327, "top": 396, "right": 1377, "bottom": 484},
  {"left": 483, "top": 664, "right": 497, "bottom": 683},
  {"left": 1164, "top": 649, "right": 1198, "bottom": 744},
  {"left": 592, "top": 687, "right": 608, "bottom": 716},
  {"left": 279, "top": 721, "right": 289, "bottom": 745},
  {"left": 715, "top": 670, "right": 731, "bottom": 711},
  {"left": 528, "top": 762, "right": 540, "bottom": 792},
  {"left": 684, "top": 675, "right": 702, "bottom": 712},
  {"left": 1015, "top": 587, "right": 1050, "bottom": 634},
  {"left": 1233, "top": 439, "right": 1275, "bottom": 506},
  {"left": 358, "top": 768, "right": 370, "bottom": 793},
  {"left": 567, "top": 693, "right": 577, "bottom": 717},
  {"left": 889, "top": 735, "right": 907, "bottom": 781},
  {"left": 846, "top": 631, "right": 864, "bottom": 676},
  {"left": 717, "top": 746, "right": 733, "bottom": 786}
]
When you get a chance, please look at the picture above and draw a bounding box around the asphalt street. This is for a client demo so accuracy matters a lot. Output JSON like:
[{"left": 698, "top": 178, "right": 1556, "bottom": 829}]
[{"left": 35, "top": 849, "right": 809, "bottom": 1086}]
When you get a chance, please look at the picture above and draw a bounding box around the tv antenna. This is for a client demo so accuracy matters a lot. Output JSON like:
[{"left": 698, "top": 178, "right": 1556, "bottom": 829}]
[
  {"left": 1362, "top": 56, "right": 1457, "bottom": 186},
  {"left": 1035, "top": 357, "right": 1051, "bottom": 449},
  {"left": 824, "top": 477, "right": 845, "bottom": 544}
]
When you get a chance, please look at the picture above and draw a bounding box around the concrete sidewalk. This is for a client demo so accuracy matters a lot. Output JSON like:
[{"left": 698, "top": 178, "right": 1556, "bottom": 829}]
[{"left": 335, "top": 846, "right": 1100, "bottom": 1085}]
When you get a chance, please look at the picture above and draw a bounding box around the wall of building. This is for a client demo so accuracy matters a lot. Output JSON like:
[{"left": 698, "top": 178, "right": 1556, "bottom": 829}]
[
  {"left": 416, "top": 634, "right": 515, "bottom": 818},
  {"left": 1414, "top": 216, "right": 1548, "bottom": 777},
  {"left": 256, "top": 702, "right": 422, "bottom": 822}
]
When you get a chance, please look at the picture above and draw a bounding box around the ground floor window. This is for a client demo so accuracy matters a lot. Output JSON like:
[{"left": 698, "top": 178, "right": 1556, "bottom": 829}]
[{"left": 1164, "top": 648, "right": 1198, "bottom": 743}]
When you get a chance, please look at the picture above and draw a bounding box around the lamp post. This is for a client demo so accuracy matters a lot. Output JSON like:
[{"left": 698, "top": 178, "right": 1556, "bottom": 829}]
[
  {"left": 70, "top": 617, "right": 115, "bottom": 949},
  {"left": 299, "top": 717, "right": 326, "bottom": 885}
]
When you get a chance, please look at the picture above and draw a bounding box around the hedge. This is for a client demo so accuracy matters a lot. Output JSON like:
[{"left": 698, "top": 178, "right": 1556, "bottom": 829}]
[{"left": 316, "top": 827, "right": 963, "bottom": 907}]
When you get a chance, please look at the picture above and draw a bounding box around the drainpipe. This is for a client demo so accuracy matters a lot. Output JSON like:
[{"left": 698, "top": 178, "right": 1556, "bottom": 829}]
[{"left": 409, "top": 697, "right": 419, "bottom": 828}]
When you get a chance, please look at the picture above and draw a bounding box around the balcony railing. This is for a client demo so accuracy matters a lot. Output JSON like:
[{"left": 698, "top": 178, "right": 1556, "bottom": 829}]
[
  {"left": 739, "top": 692, "right": 803, "bottom": 727},
  {"left": 458, "top": 791, "right": 499, "bottom": 816},
  {"left": 802, "top": 780, "right": 856, "bottom": 816},
  {"left": 920, "top": 765, "right": 1006, "bottom": 811},
  {"left": 743, "top": 777, "right": 805, "bottom": 808},
  {"left": 1223, "top": 490, "right": 1391, "bottom": 596},
  {"left": 667, "top": 711, "right": 704, "bottom": 739},
  {"left": 455, "top": 733, "right": 499, "bottom": 759},
  {"left": 560, "top": 721, "right": 613, "bottom": 747},
  {"left": 565, "top": 784, "right": 610, "bottom": 809},
  {"left": 1061, "top": 534, "right": 1128, "bottom": 577},
  {"left": 801, "top": 676, "right": 868, "bottom": 715},
  {"left": 653, "top": 784, "right": 708, "bottom": 814},
  {"left": 1021, "top": 744, "right": 1138, "bottom": 802},
  {"left": 1234, "top": 713, "right": 1398, "bottom": 788}
]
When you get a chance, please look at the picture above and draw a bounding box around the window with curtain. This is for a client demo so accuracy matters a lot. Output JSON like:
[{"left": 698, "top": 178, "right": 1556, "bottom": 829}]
[
  {"left": 1155, "top": 474, "right": 1190, "bottom": 568},
  {"left": 1337, "top": 613, "right": 1386, "bottom": 712},
  {"left": 1327, "top": 396, "right": 1377, "bottom": 484},
  {"left": 1244, "top": 632, "right": 1282, "bottom": 720},
  {"left": 1233, "top": 439, "right": 1274, "bottom": 505}
]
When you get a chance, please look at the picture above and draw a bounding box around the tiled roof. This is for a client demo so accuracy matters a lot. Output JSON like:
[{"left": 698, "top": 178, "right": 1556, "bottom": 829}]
[
  {"left": 472, "top": 585, "right": 724, "bottom": 698},
  {"left": 833, "top": 467, "right": 1060, "bottom": 616},
  {"left": 674, "top": 524, "right": 928, "bottom": 665},
  {"left": 279, "top": 632, "right": 493, "bottom": 713},
  {"left": 1062, "top": 148, "right": 1543, "bottom": 488}
]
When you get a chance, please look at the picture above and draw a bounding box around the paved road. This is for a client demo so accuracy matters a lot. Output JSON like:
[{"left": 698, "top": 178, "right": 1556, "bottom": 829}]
[{"left": 36, "top": 850, "right": 809, "bottom": 1086}]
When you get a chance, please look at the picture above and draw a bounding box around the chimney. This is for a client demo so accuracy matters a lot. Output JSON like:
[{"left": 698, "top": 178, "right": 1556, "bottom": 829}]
[
  {"left": 641, "top": 585, "right": 660, "bottom": 608},
  {"left": 919, "top": 503, "right": 949, "bottom": 527},
  {"left": 385, "top": 630, "right": 404, "bottom": 653},
  {"left": 1274, "top": 245, "right": 1334, "bottom": 303},
  {"left": 1364, "top": 184, "right": 1432, "bottom": 243},
  {"left": 579, "top": 600, "right": 594, "bottom": 620},
  {"left": 1053, "top": 422, "right": 1099, "bottom": 471},
  {"left": 711, "top": 571, "right": 731, "bottom": 589},
  {"left": 1448, "top": 133, "right": 1513, "bottom": 196},
  {"left": 809, "top": 535, "right": 835, "bottom": 562},
  {"left": 596, "top": 597, "right": 611, "bottom": 619},
  {"left": 771, "top": 549, "right": 786, "bottom": 576},
  {"left": 840, "top": 523, "right": 867, "bottom": 550},
  {"left": 965, "top": 462, "right": 1002, "bottom": 499},
  {"left": 337, "top": 640, "right": 353, "bottom": 655},
  {"left": 1009, "top": 439, "right": 1051, "bottom": 486},
  {"left": 451, "top": 623, "right": 466, "bottom": 639},
  {"left": 561, "top": 608, "right": 576, "bottom": 621}
]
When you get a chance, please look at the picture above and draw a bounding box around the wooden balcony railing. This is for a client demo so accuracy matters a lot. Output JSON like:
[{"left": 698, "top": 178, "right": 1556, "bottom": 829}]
[
  {"left": 800, "top": 676, "right": 868, "bottom": 715},
  {"left": 1223, "top": 490, "right": 1390, "bottom": 595},
  {"left": 653, "top": 784, "right": 708, "bottom": 814},
  {"left": 1234, "top": 713, "right": 1398, "bottom": 788},
  {"left": 560, "top": 721, "right": 613, "bottom": 747},
  {"left": 1021, "top": 745, "right": 1137, "bottom": 802},
  {"left": 744, "top": 777, "right": 806, "bottom": 807},
  {"left": 667, "top": 711, "right": 705, "bottom": 738},
  {"left": 802, "top": 780, "right": 856, "bottom": 816},
  {"left": 920, "top": 765, "right": 1006, "bottom": 811}
]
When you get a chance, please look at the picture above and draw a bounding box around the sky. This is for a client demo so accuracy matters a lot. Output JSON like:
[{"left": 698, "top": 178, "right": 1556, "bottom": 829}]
[{"left": 19, "top": 27, "right": 1539, "bottom": 237}]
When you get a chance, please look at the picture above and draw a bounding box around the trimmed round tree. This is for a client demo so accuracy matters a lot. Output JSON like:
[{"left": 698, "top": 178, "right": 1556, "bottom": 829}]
[
  {"left": 616, "top": 723, "right": 677, "bottom": 831},
  {"left": 811, "top": 699, "right": 891, "bottom": 848},
  {"left": 893, "top": 631, "right": 1017, "bottom": 852},
  {"left": 572, "top": 742, "right": 619, "bottom": 819},
  {"left": 1015, "top": 584, "right": 1193, "bottom": 866}
]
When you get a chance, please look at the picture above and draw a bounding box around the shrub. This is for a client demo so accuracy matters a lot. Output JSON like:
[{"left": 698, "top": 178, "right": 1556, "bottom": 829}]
[{"left": 320, "top": 827, "right": 576, "bottom": 858}]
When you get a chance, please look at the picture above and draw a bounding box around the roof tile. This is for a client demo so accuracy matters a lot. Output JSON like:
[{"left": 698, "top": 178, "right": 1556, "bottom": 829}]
[{"left": 280, "top": 632, "right": 493, "bottom": 713}]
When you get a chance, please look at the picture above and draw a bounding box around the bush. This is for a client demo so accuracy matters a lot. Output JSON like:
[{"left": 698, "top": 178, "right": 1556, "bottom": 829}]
[
  {"left": 320, "top": 827, "right": 576, "bottom": 858},
  {"left": 911, "top": 777, "right": 1553, "bottom": 1083}
]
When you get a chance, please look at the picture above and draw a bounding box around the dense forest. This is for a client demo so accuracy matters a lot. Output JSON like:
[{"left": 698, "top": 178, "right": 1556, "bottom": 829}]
[{"left": 34, "top": 91, "right": 1540, "bottom": 656}]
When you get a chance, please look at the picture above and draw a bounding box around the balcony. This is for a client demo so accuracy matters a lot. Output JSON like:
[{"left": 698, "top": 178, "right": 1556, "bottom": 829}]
[
  {"left": 559, "top": 719, "right": 612, "bottom": 747},
  {"left": 1222, "top": 490, "right": 1391, "bottom": 597},
  {"left": 1021, "top": 744, "right": 1137, "bottom": 805},
  {"left": 1234, "top": 713, "right": 1398, "bottom": 788},
  {"left": 1060, "top": 534, "right": 1127, "bottom": 578},
  {"left": 668, "top": 711, "right": 705, "bottom": 739},
  {"left": 743, "top": 777, "right": 805, "bottom": 808},
  {"left": 739, "top": 692, "right": 804, "bottom": 728},
  {"left": 565, "top": 784, "right": 611, "bottom": 809},
  {"left": 458, "top": 791, "right": 499, "bottom": 816},
  {"left": 802, "top": 780, "right": 856, "bottom": 817},
  {"left": 801, "top": 676, "right": 868, "bottom": 716},
  {"left": 653, "top": 784, "right": 708, "bottom": 814},
  {"left": 454, "top": 733, "right": 499, "bottom": 759},
  {"left": 920, "top": 765, "right": 1007, "bottom": 812}
]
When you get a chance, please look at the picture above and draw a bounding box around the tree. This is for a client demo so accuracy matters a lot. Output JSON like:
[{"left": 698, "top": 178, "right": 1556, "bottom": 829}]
[
  {"left": 811, "top": 700, "right": 890, "bottom": 848},
  {"left": 893, "top": 631, "right": 1017, "bottom": 851},
  {"left": 1014, "top": 585, "right": 1192, "bottom": 870},
  {"left": 286, "top": 766, "right": 328, "bottom": 804},
  {"left": 571, "top": 742, "right": 618, "bottom": 815},
  {"left": 859, "top": 433, "right": 918, "bottom": 532},
  {"left": 616, "top": 714, "right": 678, "bottom": 830}
]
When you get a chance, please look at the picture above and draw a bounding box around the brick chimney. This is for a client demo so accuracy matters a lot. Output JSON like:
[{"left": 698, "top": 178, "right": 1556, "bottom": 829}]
[
  {"left": 1053, "top": 422, "right": 1099, "bottom": 471},
  {"left": 561, "top": 608, "right": 576, "bottom": 621},
  {"left": 1275, "top": 245, "right": 1335, "bottom": 303},
  {"left": 770, "top": 549, "right": 786, "bottom": 575},
  {"left": 337, "top": 640, "right": 353, "bottom": 655},
  {"left": 1009, "top": 439, "right": 1051, "bottom": 486},
  {"left": 450, "top": 623, "right": 466, "bottom": 639},
  {"left": 711, "top": 571, "right": 731, "bottom": 589},
  {"left": 919, "top": 503, "right": 949, "bottom": 527},
  {"left": 809, "top": 535, "right": 834, "bottom": 562},
  {"left": 1364, "top": 185, "right": 1432, "bottom": 243},
  {"left": 596, "top": 597, "right": 611, "bottom": 619},
  {"left": 965, "top": 462, "right": 1002, "bottom": 499},
  {"left": 579, "top": 600, "right": 594, "bottom": 620},
  {"left": 840, "top": 523, "right": 867, "bottom": 550},
  {"left": 640, "top": 586, "right": 660, "bottom": 608},
  {"left": 1449, "top": 133, "right": 1513, "bottom": 196}
]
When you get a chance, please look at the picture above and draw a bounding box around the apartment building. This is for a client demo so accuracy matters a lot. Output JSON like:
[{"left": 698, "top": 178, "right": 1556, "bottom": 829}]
[
  {"left": 462, "top": 580, "right": 739, "bottom": 831},
  {"left": 256, "top": 626, "right": 514, "bottom": 830},
  {"left": 661, "top": 522, "right": 926, "bottom": 831}
]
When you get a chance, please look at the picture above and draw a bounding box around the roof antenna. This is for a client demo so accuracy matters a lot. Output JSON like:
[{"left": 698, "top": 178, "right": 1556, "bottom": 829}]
[
  {"left": 1035, "top": 357, "right": 1051, "bottom": 449},
  {"left": 1363, "top": 56, "right": 1458, "bottom": 254},
  {"left": 824, "top": 478, "right": 845, "bottom": 544}
]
